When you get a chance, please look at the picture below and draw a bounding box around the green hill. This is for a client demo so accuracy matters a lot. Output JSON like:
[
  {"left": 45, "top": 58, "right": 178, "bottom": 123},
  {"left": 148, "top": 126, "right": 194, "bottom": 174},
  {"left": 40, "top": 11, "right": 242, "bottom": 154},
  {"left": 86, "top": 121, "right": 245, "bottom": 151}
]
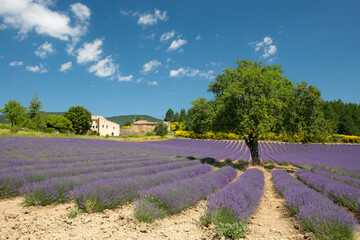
[
  {"left": 0, "top": 115, "right": 9, "bottom": 124},
  {"left": 106, "top": 115, "right": 161, "bottom": 126}
]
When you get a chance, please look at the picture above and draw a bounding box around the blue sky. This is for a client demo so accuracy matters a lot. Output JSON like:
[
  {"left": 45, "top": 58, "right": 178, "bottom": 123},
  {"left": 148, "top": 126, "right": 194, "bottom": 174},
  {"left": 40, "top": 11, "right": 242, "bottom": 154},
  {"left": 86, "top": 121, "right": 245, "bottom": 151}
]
[{"left": 1, "top": 0, "right": 359, "bottom": 119}]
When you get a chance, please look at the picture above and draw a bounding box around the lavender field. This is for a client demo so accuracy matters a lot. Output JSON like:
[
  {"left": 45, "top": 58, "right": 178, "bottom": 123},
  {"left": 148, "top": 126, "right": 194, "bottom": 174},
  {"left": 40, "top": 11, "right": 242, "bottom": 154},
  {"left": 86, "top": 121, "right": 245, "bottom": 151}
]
[{"left": 1, "top": 136, "right": 360, "bottom": 239}]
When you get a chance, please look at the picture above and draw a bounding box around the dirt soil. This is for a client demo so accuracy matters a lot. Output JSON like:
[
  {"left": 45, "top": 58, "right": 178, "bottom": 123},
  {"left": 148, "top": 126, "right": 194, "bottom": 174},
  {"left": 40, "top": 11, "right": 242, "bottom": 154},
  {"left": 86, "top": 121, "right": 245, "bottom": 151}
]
[{"left": 1, "top": 168, "right": 358, "bottom": 240}]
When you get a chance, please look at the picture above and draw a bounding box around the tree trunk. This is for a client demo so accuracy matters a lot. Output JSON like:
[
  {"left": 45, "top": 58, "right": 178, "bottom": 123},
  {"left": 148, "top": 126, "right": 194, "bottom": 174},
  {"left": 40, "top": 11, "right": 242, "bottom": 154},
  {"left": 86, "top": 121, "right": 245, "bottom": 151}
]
[{"left": 245, "top": 134, "right": 261, "bottom": 165}]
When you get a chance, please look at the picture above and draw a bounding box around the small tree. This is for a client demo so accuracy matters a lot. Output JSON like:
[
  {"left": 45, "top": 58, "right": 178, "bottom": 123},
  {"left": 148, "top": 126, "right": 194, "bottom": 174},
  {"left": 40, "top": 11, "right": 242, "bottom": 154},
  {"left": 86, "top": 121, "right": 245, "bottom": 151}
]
[
  {"left": 27, "top": 93, "right": 45, "bottom": 131},
  {"left": 1, "top": 100, "right": 26, "bottom": 127},
  {"left": 186, "top": 97, "right": 215, "bottom": 134},
  {"left": 64, "top": 106, "right": 91, "bottom": 134},
  {"left": 174, "top": 112, "right": 180, "bottom": 122},
  {"left": 164, "top": 108, "right": 174, "bottom": 122},
  {"left": 154, "top": 122, "right": 168, "bottom": 137},
  {"left": 179, "top": 108, "right": 187, "bottom": 123}
]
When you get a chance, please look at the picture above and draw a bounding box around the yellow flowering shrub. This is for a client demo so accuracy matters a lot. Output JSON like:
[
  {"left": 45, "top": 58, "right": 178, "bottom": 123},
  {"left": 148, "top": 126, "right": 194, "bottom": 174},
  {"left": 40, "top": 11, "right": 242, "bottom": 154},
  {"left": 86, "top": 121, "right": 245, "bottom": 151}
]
[
  {"left": 333, "top": 134, "right": 360, "bottom": 143},
  {"left": 122, "top": 126, "right": 130, "bottom": 129}
]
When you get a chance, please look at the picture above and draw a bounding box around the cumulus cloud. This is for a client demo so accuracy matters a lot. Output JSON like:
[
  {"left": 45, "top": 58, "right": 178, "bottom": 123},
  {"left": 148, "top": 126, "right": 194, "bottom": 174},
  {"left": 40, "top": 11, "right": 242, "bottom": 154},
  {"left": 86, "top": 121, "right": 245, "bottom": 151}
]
[
  {"left": 76, "top": 38, "right": 103, "bottom": 64},
  {"left": 142, "top": 59, "right": 162, "bottom": 74},
  {"left": 167, "top": 38, "right": 187, "bottom": 51},
  {"left": 88, "top": 56, "right": 116, "bottom": 77},
  {"left": 148, "top": 81, "right": 158, "bottom": 86},
  {"left": 160, "top": 30, "right": 175, "bottom": 42},
  {"left": 26, "top": 63, "right": 47, "bottom": 73},
  {"left": 169, "top": 67, "right": 214, "bottom": 79},
  {"left": 195, "top": 34, "right": 201, "bottom": 40},
  {"left": 137, "top": 9, "right": 168, "bottom": 26},
  {"left": 9, "top": 61, "right": 23, "bottom": 66},
  {"left": 0, "top": 0, "right": 90, "bottom": 41},
  {"left": 118, "top": 74, "right": 133, "bottom": 82},
  {"left": 34, "top": 41, "right": 56, "bottom": 58},
  {"left": 70, "top": 3, "right": 90, "bottom": 23},
  {"left": 59, "top": 61, "right": 72, "bottom": 72},
  {"left": 249, "top": 36, "right": 277, "bottom": 59}
]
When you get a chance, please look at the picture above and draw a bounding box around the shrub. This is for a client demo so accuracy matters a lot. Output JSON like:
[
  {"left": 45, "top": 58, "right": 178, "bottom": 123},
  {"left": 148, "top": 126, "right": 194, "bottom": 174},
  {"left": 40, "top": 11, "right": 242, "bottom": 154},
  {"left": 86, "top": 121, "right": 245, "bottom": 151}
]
[
  {"left": 10, "top": 126, "right": 20, "bottom": 133},
  {"left": 145, "top": 131, "right": 156, "bottom": 136},
  {"left": 154, "top": 122, "right": 168, "bottom": 137},
  {"left": 44, "top": 128, "right": 55, "bottom": 133},
  {"left": 0, "top": 124, "right": 10, "bottom": 129}
]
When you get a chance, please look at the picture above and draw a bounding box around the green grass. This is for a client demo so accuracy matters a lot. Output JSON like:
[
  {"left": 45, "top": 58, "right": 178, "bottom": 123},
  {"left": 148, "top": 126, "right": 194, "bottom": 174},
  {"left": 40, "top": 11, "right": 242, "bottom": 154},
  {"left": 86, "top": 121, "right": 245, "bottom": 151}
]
[{"left": 0, "top": 128, "right": 177, "bottom": 142}]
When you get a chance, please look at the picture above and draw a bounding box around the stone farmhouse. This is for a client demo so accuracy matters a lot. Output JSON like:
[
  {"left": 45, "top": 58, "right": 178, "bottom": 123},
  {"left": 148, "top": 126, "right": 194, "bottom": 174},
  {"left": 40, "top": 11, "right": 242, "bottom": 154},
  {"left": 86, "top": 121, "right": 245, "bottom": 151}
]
[
  {"left": 91, "top": 116, "right": 120, "bottom": 136},
  {"left": 123, "top": 120, "right": 171, "bottom": 133}
]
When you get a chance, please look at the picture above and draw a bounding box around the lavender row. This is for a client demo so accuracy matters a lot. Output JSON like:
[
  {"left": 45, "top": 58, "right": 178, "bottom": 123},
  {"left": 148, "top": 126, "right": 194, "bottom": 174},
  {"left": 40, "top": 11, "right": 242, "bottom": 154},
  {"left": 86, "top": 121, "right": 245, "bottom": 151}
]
[
  {"left": 0, "top": 158, "right": 194, "bottom": 199},
  {"left": 202, "top": 168, "right": 264, "bottom": 226},
  {"left": 19, "top": 160, "right": 200, "bottom": 205},
  {"left": 295, "top": 169, "right": 360, "bottom": 212},
  {"left": 312, "top": 167, "right": 360, "bottom": 189},
  {"left": 71, "top": 164, "right": 213, "bottom": 212},
  {"left": 272, "top": 170, "right": 358, "bottom": 240},
  {"left": 134, "top": 166, "right": 237, "bottom": 222}
]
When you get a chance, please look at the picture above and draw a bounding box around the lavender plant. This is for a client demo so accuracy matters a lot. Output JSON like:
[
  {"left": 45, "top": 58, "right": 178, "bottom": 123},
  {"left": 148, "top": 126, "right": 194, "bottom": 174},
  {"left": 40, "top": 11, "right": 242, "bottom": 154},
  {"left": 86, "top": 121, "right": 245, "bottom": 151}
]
[
  {"left": 202, "top": 168, "right": 264, "bottom": 233},
  {"left": 134, "top": 166, "right": 237, "bottom": 222},
  {"left": 272, "top": 170, "right": 358, "bottom": 240},
  {"left": 295, "top": 169, "right": 360, "bottom": 212}
]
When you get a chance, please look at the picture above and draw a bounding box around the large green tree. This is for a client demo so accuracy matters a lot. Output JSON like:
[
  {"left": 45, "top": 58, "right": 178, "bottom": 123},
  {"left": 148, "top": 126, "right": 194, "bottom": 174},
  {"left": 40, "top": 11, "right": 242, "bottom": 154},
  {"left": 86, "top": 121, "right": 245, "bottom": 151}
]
[
  {"left": 208, "top": 59, "right": 294, "bottom": 165},
  {"left": 1, "top": 100, "right": 26, "bottom": 127},
  {"left": 64, "top": 106, "right": 91, "bottom": 134}
]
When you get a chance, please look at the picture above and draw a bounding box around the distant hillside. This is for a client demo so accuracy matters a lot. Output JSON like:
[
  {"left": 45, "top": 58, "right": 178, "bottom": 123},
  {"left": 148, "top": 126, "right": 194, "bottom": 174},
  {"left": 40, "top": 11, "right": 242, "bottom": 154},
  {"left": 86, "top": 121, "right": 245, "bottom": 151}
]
[
  {"left": 0, "top": 115, "right": 9, "bottom": 124},
  {"left": 107, "top": 115, "right": 161, "bottom": 126},
  {"left": 1, "top": 113, "right": 161, "bottom": 126}
]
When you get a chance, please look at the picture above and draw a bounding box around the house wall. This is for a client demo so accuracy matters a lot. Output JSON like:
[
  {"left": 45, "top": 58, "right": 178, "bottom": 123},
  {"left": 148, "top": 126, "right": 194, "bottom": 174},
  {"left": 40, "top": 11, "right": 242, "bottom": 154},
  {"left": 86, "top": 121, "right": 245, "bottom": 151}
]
[{"left": 91, "top": 116, "right": 120, "bottom": 136}]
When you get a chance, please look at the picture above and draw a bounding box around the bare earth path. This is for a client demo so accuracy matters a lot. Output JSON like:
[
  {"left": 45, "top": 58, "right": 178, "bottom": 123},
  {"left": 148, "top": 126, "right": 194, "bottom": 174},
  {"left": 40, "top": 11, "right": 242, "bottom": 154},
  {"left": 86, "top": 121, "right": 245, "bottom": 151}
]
[
  {"left": 246, "top": 167, "right": 306, "bottom": 240},
  {"left": 0, "top": 198, "right": 216, "bottom": 240}
]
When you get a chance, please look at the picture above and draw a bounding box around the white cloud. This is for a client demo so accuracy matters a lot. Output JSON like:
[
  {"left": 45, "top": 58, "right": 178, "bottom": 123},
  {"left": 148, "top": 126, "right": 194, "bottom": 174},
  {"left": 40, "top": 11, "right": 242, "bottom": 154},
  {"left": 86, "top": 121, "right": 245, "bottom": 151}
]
[
  {"left": 9, "top": 61, "right": 23, "bottom": 66},
  {"left": 26, "top": 63, "right": 47, "bottom": 73},
  {"left": 70, "top": 3, "right": 90, "bottom": 23},
  {"left": 167, "top": 38, "right": 187, "bottom": 51},
  {"left": 0, "top": 0, "right": 89, "bottom": 41},
  {"left": 59, "top": 61, "right": 72, "bottom": 72},
  {"left": 160, "top": 30, "right": 175, "bottom": 42},
  {"left": 142, "top": 59, "right": 162, "bottom": 74},
  {"left": 0, "top": 23, "right": 7, "bottom": 30},
  {"left": 76, "top": 38, "right": 103, "bottom": 64},
  {"left": 137, "top": 9, "right": 168, "bottom": 26},
  {"left": 118, "top": 74, "right": 133, "bottom": 82},
  {"left": 88, "top": 56, "right": 116, "bottom": 77},
  {"left": 169, "top": 67, "right": 214, "bottom": 79},
  {"left": 249, "top": 36, "right": 277, "bottom": 59},
  {"left": 148, "top": 81, "right": 158, "bottom": 86},
  {"left": 263, "top": 45, "right": 277, "bottom": 58},
  {"left": 34, "top": 41, "right": 56, "bottom": 58},
  {"left": 144, "top": 33, "right": 155, "bottom": 40},
  {"left": 195, "top": 34, "right": 201, "bottom": 40}
]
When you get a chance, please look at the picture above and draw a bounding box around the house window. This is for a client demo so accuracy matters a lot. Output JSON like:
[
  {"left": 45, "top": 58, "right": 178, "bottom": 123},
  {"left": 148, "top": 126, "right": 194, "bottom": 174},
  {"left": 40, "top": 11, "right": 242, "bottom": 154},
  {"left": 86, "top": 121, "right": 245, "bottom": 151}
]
[
  {"left": 106, "top": 125, "right": 108, "bottom": 129},
  {"left": 102, "top": 125, "right": 104, "bottom": 128},
  {"left": 113, "top": 127, "right": 115, "bottom": 130}
]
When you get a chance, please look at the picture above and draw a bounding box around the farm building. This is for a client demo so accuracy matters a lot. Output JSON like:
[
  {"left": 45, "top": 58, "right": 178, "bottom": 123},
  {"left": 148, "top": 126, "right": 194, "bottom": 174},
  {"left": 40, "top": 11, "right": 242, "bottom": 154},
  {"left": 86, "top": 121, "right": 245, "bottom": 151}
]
[
  {"left": 123, "top": 120, "right": 171, "bottom": 133},
  {"left": 91, "top": 115, "right": 120, "bottom": 136}
]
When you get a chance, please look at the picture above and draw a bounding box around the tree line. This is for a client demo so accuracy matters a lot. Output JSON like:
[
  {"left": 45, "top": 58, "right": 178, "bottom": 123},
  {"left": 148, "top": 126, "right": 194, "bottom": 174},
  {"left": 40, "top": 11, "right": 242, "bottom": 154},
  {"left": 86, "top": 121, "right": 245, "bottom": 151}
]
[{"left": 0, "top": 93, "right": 92, "bottom": 134}]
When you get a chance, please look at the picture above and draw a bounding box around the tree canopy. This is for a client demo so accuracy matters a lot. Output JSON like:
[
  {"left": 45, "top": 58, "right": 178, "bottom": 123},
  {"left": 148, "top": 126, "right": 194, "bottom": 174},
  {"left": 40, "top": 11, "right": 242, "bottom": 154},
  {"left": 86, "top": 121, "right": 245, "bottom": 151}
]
[
  {"left": 186, "top": 59, "right": 329, "bottom": 165},
  {"left": 27, "top": 93, "right": 45, "bottom": 131},
  {"left": 0, "top": 100, "right": 26, "bottom": 127},
  {"left": 64, "top": 106, "right": 91, "bottom": 134},
  {"left": 43, "top": 115, "right": 73, "bottom": 132}
]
